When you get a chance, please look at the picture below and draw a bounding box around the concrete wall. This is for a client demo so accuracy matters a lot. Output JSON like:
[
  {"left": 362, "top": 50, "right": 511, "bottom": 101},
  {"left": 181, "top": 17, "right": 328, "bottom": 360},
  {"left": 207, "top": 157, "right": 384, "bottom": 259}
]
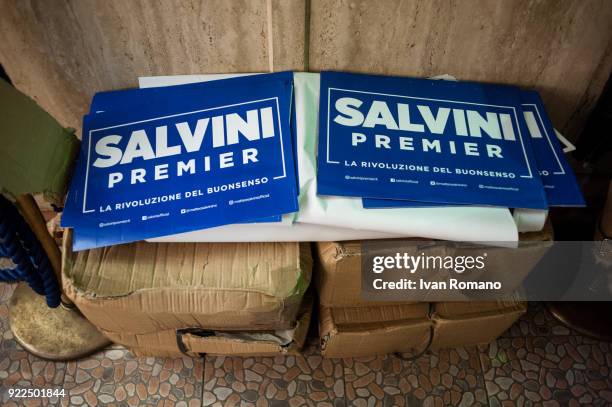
[
  {"left": 309, "top": 0, "right": 612, "bottom": 140},
  {"left": 1, "top": 0, "right": 610, "bottom": 140},
  {"left": 0, "top": 0, "right": 305, "bottom": 131}
]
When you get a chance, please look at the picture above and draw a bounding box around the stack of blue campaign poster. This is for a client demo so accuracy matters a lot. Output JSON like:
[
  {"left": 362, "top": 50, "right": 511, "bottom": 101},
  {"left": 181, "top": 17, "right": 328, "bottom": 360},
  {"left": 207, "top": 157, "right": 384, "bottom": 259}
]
[
  {"left": 316, "top": 71, "right": 585, "bottom": 210},
  {"left": 362, "top": 90, "right": 586, "bottom": 209},
  {"left": 62, "top": 72, "right": 299, "bottom": 250}
]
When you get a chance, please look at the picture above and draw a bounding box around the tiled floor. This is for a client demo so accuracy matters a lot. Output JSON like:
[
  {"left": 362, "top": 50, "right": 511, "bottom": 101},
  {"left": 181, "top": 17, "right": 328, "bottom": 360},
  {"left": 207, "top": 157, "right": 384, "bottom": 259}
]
[{"left": 1, "top": 282, "right": 611, "bottom": 407}]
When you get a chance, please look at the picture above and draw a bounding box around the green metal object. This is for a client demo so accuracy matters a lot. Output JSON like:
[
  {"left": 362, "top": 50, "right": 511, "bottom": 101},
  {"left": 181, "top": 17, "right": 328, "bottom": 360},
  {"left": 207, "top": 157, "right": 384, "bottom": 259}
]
[{"left": 0, "top": 79, "right": 79, "bottom": 206}]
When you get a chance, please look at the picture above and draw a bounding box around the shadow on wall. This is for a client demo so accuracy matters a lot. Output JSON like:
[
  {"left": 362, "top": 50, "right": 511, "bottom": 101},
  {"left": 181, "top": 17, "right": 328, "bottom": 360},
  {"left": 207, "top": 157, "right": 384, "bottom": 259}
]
[{"left": 0, "top": 64, "right": 11, "bottom": 84}]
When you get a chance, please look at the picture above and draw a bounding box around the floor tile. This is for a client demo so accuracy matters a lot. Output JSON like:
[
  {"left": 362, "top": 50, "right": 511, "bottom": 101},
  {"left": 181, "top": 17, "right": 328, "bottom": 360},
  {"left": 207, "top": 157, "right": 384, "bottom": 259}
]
[
  {"left": 0, "top": 301, "right": 16, "bottom": 349},
  {"left": 504, "top": 302, "right": 576, "bottom": 338},
  {"left": 0, "top": 346, "right": 67, "bottom": 406},
  {"left": 1, "top": 284, "right": 18, "bottom": 352},
  {"left": 1, "top": 283, "right": 67, "bottom": 406},
  {"left": 0, "top": 283, "right": 16, "bottom": 304},
  {"left": 2, "top": 280, "right": 611, "bottom": 407},
  {"left": 480, "top": 334, "right": 612, "bottom": 406},
  {"left": 61, "top": 347, "right": 203, "bottom": 406},
  {"left": 343, "top": 346, "right": 488, "bottom": 407},
  {"left": 203, "top": 344, "right": 345, "bottom": 406}
]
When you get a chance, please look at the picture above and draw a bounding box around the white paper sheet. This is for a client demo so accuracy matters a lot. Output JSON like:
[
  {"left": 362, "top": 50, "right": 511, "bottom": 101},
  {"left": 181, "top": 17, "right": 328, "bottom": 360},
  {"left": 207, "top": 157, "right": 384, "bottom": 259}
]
[
  {"left": 141, "top": 73, "right": 519, "bottom": 243},
  {"left": 149, "top": 221, "right": 401, "bottom": 242},
  {"left": 513, "top": 208, "right": 549, "bottom": 233}
]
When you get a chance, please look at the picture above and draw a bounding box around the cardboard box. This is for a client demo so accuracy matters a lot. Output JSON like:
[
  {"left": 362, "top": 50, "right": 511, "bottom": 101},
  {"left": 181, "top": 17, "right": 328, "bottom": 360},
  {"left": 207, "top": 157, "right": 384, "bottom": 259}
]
[
  {"left": 62, "top": 230, "right": 312, "bottom": 334},
  {"left": 319, "top": 300, "right": 526, "bottom": 358},
  {"left": 315, "top": 240, "right": 418, "bottom": 308},
  {"left": 104, "top": 299, "right": 313, "bottom": 357},
  {"left": 430, "top": 300, "right": 527, "bottom": 350},
  {"left": 319, "top": 303, "right": 433, "bottom": 358},
  {"left": 315, "top": 223, "right": 553, "bottom": 307}
]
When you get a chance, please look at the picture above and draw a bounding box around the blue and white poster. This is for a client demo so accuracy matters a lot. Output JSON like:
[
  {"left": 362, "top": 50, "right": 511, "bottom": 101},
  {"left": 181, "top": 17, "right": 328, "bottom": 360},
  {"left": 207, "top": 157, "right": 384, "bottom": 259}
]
[
  {"left": 316, "top": 71, "right": 548, "bottom": 209},
  {"left": 88, "top": 76, "right": 287, "bottom": 224},
  {"left": 520, "top": 90, "right": 585, "bottom": 207},
  {"left": 62, "top": 72, "right": 298, "bottom": 250},
  {"left": 363, "top": 90, "right": 585, "bottom": 209}
]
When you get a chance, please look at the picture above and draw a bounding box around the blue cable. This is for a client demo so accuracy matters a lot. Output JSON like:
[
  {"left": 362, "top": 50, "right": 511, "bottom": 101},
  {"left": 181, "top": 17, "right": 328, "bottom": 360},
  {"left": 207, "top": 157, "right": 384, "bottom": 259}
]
[
  {"left": 0, "top": 195, "right": 60, "bottom": 308},
  {"left": 0, "top": 208, "right": 45, "bottom": 293}
]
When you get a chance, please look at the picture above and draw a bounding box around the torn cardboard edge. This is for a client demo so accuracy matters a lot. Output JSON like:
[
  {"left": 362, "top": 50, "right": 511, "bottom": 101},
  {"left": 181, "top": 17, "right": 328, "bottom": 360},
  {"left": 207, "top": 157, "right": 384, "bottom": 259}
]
[
  {"left": 319, "top": 300, "right": 526, "bottom": 358},
  {"left": 61, "top": 229, "right": 312, "bottom": 333},
  {"left": 103, "top": 298, "right": 313, "bottom": 357}
]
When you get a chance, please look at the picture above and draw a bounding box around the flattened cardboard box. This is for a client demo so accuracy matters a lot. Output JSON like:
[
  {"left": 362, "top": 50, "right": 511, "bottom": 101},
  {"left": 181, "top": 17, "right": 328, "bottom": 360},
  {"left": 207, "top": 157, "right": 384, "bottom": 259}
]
[
  {"left": 315, "top": 223, "right": 552, "bottom": 307},
  {"left": 106, "top": 298, "right": 313, "bottom": 358},
  {"left": 319, "top": 300, "right": 526, "bottom": 358},
  {"left": 62, "top": 230, "right": 311, "bottom": 333}
]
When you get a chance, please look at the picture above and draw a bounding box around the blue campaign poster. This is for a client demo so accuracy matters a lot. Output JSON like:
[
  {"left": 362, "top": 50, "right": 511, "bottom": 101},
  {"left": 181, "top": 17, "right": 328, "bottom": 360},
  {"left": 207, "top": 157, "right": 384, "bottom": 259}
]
[
  {"left": 316, "top": 71, "right": 548, "bottom": 209},
  {"left": 520, "top": 91, "right": 585, "bottom": 207},
  {"left": 62, "top": 72, "right": 298, "bottom": 250},
  {"left": 363, "top": 90, "right": 585, "bottom": 209},
  {"left": 87, "top": 77, "right": 288, "bottom": 223}
]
